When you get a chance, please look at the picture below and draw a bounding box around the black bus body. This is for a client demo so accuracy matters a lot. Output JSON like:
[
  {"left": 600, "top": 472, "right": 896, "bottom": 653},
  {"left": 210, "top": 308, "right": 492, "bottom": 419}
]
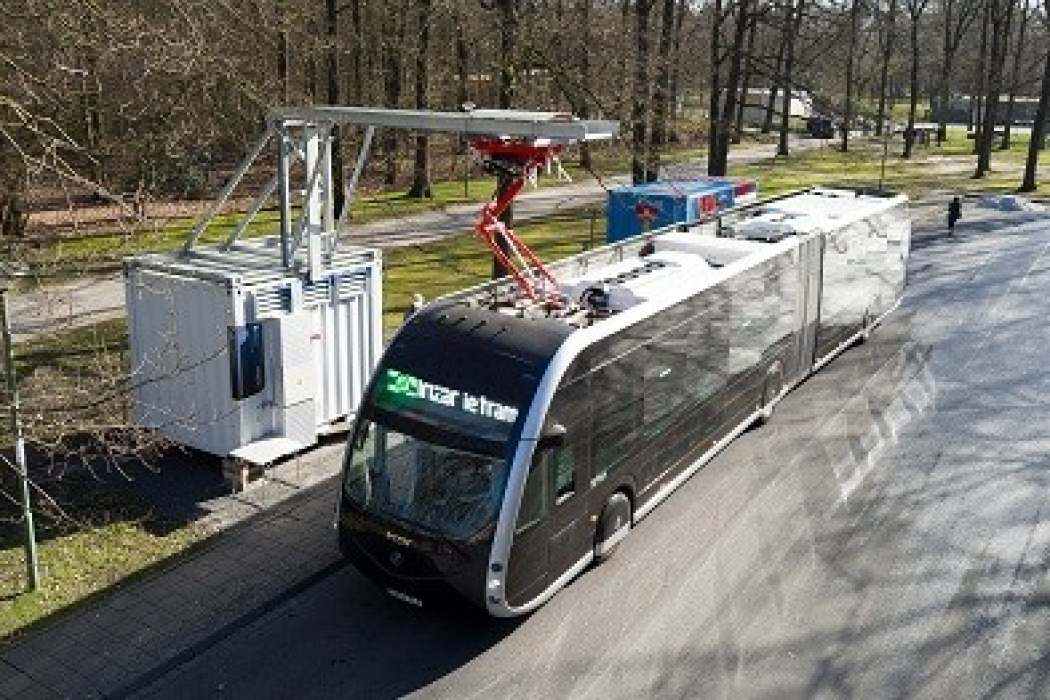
[{"left": 338, "top": 187, "right": 912, "bottom": 616}]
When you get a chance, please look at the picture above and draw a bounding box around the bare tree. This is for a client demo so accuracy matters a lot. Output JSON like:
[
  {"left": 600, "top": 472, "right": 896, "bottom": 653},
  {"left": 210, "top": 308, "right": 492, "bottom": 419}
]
[
  {"left": 708, "top": 0, "right": 757, "bottom": 173},
  {"left": 733, "top": 10, "right": 759, "bottom": 145},
  {"left": 974, "top": 0, "right": 1016, "bottom": 178},
  {"left": 1000, "top": 0, "right": 1031, "bottom": 149},
  {"left": 667, "top": 0, "right": 689, "bottom": 143},
  {"left": 630, "top": 0, "right": 656, "bottom": 184},
  {"left": 777, "top": 0, "right": 806, "bottom": 156},
  {"left": 494, "top": 0, "right": 519, "bottom": 109},
  {"left": 381, "top": 2, "right": 406, "bottom": 186},
  {"left": 935, "top": 0, "right": 982, "bottom": 143},
  {"left": 1018, "top": 0, "right": 1050, "bottom": 190},
  {"left": 325, "top": 0, "right": 347, "bottom": 214},
  {"left": 841, "top": 0, "right": 863, "bottom": 152},
  {"left": 648, "top": 0, "right": 682, "bottom": 176},
  {"left": 875, "top": 0, "right": 901, "bottom": 137},
  {"left": 902, "top": 0, "right": 932, "bottom": 158},
  {"left": 407, "top": 0, "right": 434, "bottom": 199}
]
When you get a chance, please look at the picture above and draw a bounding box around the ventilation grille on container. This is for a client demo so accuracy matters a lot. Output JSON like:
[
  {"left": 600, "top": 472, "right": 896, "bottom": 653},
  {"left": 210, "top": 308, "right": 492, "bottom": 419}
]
[
  {"left": 302, "top": 279, "right": 332, "bottom": 307},
  {"left": 254, "top": 287, "right": 292, "bottom": 316},
  {"left": 336, "top": 271, "right": 369, "bottom": 300}
]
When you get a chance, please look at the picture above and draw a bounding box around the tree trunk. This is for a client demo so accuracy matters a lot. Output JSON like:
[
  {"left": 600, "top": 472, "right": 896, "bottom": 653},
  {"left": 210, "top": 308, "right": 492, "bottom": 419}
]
[
  {"left": 975, "top": 0, "right": 1013, "bottom": 177},
  {"left": 492, "top": 0, "right": 518, "bottom": 279},
  {"left": 707, "top": 0, "right": 724, "bottom": 175},
  {"left": 277, "top": 5, "right": 289, "bottom": 103},
  {"left": 709, "top": 0, "right": 752, "bottom": 174},
  {"left": 630, "top": 0, "right": 654, "bottom": 184},
  {"left": 382, "top": 9, "right": 404, "bottom": 187},
  {"left": 650, "top": 0, "right": 677, "bottom": 178},
  {"left": 902, "top": 3, "right": 925, "bottom": 159},
  {"left": 667, "top": 0, "right": 688, "bottom": 143},
  {"left": 0, "top": 166, "right": 28, "bottom": 239},
  {"left": 973, "top": 2, "right": 990, "bottom": 150},
  {"left": 350, "top": 0, "right": 363, "bottom": 103},
  {"left": 734, "top": 13, "right": 758, "bottom": 145},
  {"left": 497, "top": 0, "right": 517, "bottom": 109},
  {"left": 721, "top": 0, "right": 752, "bottom": 164},
  {"left": 935, "top": 0, "right": 986, "bottom": 140},
  {"left": 937, "top": 1, "right": 954, "bottom": 143},
  {"left": 842, "top": 0, "right": 861, "bottom": 152},
  {"left": 407, "top": 0, "right": 432, "bottom": 199},
  {"left": 1001, "top": 0, "right": 1029, "bottom": 150},
  {"left": 325, "top": 0, "right": 346, "bottom": 215},
  {"left": 777, "top": 0, "right": 803, "bottom": 157},
  {"left": 578, "top": 0, "right": 593, "bottom": 170},
  {"left": 1019, "top": 0, "right": 1050, "bottom": 190},
  {"left": 875, "top": 0, "right": 899, "bottom": 138},
  {"left": 762, "top": 40, "right": 784, "bottom": 136},
  {"left": 455, "top": 7, "right": 469, "bottom": 108},
  {"left": 619, "top": 0, "right": 633, "bottom": 124}
]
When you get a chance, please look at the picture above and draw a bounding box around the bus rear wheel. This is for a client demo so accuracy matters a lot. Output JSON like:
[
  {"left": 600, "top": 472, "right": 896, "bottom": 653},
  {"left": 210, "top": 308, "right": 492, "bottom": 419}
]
[{"left": 594, "top": 492, "right": 632, "bottom": 563}]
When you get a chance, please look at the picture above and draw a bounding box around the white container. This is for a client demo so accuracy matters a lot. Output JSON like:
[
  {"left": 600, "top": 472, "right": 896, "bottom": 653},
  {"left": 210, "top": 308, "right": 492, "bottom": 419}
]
[{"left": 124, "top": 237, "right": 382, "bottom": 464}]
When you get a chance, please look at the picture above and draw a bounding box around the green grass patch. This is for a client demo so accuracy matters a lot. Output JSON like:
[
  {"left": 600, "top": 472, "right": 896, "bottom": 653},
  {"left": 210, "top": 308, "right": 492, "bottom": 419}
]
[{"left": 735, "top": 130, "right": 1050, "bottom": 200}]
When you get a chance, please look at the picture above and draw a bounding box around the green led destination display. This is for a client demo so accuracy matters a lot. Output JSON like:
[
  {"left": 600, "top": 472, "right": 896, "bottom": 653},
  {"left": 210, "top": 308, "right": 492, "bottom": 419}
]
[{"left": 376, "top": 369, "right": 519, "bottom": 424}]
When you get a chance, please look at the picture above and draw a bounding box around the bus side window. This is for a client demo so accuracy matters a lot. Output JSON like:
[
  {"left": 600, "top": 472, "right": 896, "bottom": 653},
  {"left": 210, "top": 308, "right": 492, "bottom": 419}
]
[
  {"left": 545, "top": 375, "right": 588, "bottom": 501},
  {"left": 552, "top": 448, "right": 574, "bottom": 504},
  {"left": 515, "top": 455, "right": 548, "bottom": 534},
  {"left": 590, "top": 354, "right": 643, "bottom": 479}
]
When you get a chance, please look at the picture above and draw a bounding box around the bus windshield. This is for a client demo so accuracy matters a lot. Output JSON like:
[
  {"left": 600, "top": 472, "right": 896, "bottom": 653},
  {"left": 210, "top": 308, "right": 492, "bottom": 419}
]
[{"left": 343, "top": 421, "right": 508, "bottom": 541}]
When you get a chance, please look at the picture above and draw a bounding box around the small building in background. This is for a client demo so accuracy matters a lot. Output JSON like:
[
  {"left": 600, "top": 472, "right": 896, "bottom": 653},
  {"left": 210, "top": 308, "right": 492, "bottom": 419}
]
[{"left": 740, "top": 88, "right": 814, "bottom": 128}]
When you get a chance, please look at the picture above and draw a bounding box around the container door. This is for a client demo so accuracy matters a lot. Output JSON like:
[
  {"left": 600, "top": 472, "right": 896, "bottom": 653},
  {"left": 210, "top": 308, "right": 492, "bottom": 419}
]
[{"left": 267, "top": 312, "right": 317, "bottom": 447}]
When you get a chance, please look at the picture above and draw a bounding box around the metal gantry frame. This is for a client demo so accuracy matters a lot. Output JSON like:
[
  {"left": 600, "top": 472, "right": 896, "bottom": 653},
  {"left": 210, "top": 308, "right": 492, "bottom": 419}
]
[{"left": 182, "top": 107, "right": 620, "bottom": 285}]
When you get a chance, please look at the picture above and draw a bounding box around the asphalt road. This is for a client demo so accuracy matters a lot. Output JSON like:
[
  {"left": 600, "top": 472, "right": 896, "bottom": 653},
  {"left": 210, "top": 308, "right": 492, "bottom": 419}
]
[{"left": 122, "top": 209, "right": 1050, "bottom": 698}]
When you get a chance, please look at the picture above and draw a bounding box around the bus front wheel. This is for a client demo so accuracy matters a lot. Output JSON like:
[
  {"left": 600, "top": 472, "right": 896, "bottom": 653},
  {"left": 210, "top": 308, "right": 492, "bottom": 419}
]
[{"left": 594, "top": 492, "right": 632, "bottom": 563}]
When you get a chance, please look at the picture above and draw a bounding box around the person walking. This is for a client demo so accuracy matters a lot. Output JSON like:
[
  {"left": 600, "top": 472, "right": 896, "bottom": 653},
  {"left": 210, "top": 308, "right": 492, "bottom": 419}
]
[{"left": 948, "top": 196, "right": 962, "bottom": 237}]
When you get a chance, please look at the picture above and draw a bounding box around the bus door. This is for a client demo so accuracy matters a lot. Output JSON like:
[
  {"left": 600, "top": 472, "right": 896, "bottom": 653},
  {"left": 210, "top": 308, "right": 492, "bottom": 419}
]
[
  {"left": 506, "top": 387, "right": 592, "bottom": 606},
  {"left": 506, "top": 432, "right": 591, "bottom": 606},
  {"left": 795, "top": 234, "right": 823, "bottom": 379},
  {"left": 546, "top": 432, "right": 592, "bottom": 581}
]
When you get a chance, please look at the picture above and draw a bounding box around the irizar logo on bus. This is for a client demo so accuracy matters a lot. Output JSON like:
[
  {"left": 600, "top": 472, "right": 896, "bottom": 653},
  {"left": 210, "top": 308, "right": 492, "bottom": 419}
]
[{"left": 381, "top": 369, "right": 519, "bottom": 423}]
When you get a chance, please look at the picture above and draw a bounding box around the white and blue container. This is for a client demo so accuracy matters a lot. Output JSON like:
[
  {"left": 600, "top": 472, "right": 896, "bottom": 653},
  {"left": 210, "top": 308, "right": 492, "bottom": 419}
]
[
  {"left": 607, "top": 177, "right": 758, "bottom": 242},
  {"left": 124, "top": 238, "right": 383, "bottom": 465}
]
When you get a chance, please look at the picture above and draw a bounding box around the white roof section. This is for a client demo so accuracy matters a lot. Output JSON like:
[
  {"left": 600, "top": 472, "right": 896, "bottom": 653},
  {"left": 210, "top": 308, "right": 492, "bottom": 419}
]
[
  {"left": 128, "top": 236, "right": 379, "bottom": 287},
  {"left": 756, "top": 187, "right": 903, "bottom": 223},
  {"left": 723, "top": 187, "right": 908, "bottom": 239},
  {"left": 445, "top": 186, "right": 908, "bottom": 323}
]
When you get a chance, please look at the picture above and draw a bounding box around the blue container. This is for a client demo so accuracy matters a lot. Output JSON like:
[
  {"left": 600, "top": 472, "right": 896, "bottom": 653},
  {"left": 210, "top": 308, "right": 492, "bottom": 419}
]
[{"left": 606, "top": 177, "right": 758, "bottom": 242}]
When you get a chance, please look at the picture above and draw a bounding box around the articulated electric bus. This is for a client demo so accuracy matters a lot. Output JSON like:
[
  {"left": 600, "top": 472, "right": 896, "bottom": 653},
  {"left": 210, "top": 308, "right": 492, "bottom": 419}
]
[{"left": 337, "top": 187, "right": 911, "bottom": 617}]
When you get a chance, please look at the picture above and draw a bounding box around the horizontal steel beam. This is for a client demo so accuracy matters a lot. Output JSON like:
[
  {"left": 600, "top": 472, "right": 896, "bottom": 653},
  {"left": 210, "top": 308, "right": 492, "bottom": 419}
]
[{"left": 268, "top": 106, "right": 619, "bottom": 142}]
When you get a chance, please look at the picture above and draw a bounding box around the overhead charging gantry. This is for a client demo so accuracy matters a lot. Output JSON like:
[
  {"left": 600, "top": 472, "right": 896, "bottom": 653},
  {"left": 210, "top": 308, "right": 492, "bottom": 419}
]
[{"left": 183, "top": 106, "right": 620, "bottom": 303}]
